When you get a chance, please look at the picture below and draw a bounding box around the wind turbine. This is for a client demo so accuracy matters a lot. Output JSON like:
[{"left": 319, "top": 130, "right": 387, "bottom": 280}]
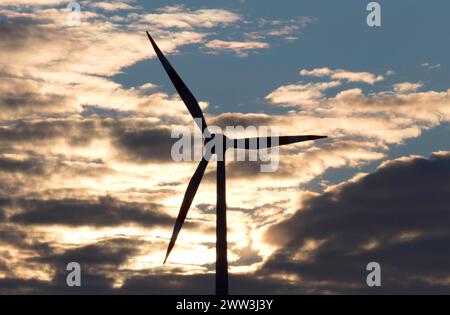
[{"left": 146, "top": 32, "right": 327, "bottom": 295}]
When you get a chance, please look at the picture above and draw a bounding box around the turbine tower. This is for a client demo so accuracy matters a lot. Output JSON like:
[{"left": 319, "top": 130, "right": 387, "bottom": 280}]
[{"left": 146, "top": 32, "right": 327, "bottom": 295}]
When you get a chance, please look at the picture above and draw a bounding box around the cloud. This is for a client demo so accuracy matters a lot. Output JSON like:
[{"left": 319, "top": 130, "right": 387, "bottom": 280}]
[
  {"left": 0, "top": 22, "right": 205, "bottom": 77},
  {"left": 9, "top": 196, "right": 174, "bottom": 228},
  {"left": 0, "top": 271, "right": 296, "bottom": 294},
  {"left": 0, "top": 200, "right": 6, "bottom": 222},
  {"left": 204, "top": 40, "right": 270, "bottom": 57},
  {"left": 393, "top": 82, "right": 423, "bottom": 93},
  {"left": 263, "top": 152, "right": 450, "bottom": 293},
  {"left": 265, "top": 70, "right": 450, "bottom": 145},
  {"left": 36, "top": 238, "right": 144, "bottom": 267},
  {"left": 210, "top": 113, "right": 274, "bottom": 130},
  {"left": 0, "top": 0, "right": 66, "bottom": 5},
  {"left": 0, "top": 118, "right": 101, "bottom": 145},
  {"left": 421, "top": 62, "right": 441, "bottom": 70},
  {"left": 300, "top": 67, "right": 384, "bottom": 85},
  {"left": 0, "top": 155, "right": 45, "bottom": 175},
  {"left": 0, "top": 116, "right": 193, "bottom": 160},
  {"left": 117, "top": 273, "right": 299, "bottom": 294},
  {"left": 134, "top": 6, "right": 240, "bottom": 30},
  {"left": 0, "top": 2, "right": 449, "bottom": 295},
  {"left": 112, "top": 125, "right": 179, "bottom": 163},
  {"left": 0, "top": 4, "right": 312, "bottom": 121},
  {"left": 1, "top": 78, "right": 447, "bottom": 286},
  {"left": 329, "top": 88, "right": 450, "bottom": 124},
  {"left": 87, "top": 1, "right": 138, "bottom": 12},
  {"left": 1, "top": 153, "right": 450, "bottom": 294},
  {"left": 0, "top": 5, "right": 233, "bottom": 120},
  {"left": 0, "top": 76, "right": 81, "bottom": 119},
  {"left": 244, "top": 17, "right": 316, "bottom": 42},
  {"left": 0, "top": 237, "right": 145, "bottom": 294},
  {"left": 0, "top": 274, "right": 113, "bottom": 294},
  {"left": 265, "top": 81, "right": 340, "bottom": 108}
]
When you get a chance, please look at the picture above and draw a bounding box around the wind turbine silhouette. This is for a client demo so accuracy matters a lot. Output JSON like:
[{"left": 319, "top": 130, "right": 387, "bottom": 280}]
[{"left": 146, "top": 32, "right": 327, "bottom": 295}]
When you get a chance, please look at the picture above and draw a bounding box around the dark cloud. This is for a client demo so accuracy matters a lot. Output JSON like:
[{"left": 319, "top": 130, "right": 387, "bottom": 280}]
[
  {"left": 10, "top": 196, "right": 174, "bottom": 228},
  {"left": 0, "top": 277, "right": 54, "bottom": 294},
  {"left": 117, "top": 273, "right": 298, "bottom": 294},
  {"left": 0, "top": 119, "right": 99, "bottom": 146},
  {"left": 0, "top": 225, "right": 27, "bottom": 246},
  {"left": 211, "top": 113, "right": 274, "bottom": 129},
  {"left": 0, "top": 273, "right": 114, "bottom": 295},
  {"left": 0, "top": 117, "right": 182, "bottom": 164},
  {"left": 0, "top": 198, "right": 8, "bottom": 222},
  {"left": 0, "top": 156, "right": 45, "bottom": 174},
  {"left": 1, "top": 265, "right": 448, "bottom": 294},
  {"left": 0, "top": 117, "right": 194, "bottom": 164},
  {"left": 0, "top": 223, "right": 54, "bottom": 257},
  {"left": 263, "top": 152, "right": 450, "bottom": 293},
  {"left": 0, "top": 235, "right": 147, "bottom": 294},
  {"left": 0, "top": 272, "right": 294, "bottom": 295},
  {"left": 0, "top": 260, "right": 8, "bottom": 272},
  {"left": 0, "top": 117, "right": 159, "bottom": 148},
  {"left": 0, "top": 154, "right": 115, "bottom": 196},
  {"left": 4, "top": 150, "right": 450, "bottom": 297},
  {"left": 113, "top": 126, "right": 178, "bottom": 163},
  {"left": 120, "top": 271, "right": 438, "bottom": 295},
  {"left": 0, "top": 229, "right": 146, "bottom": 294},
  {"left": 0, "top": 90, "right": 74, "bottom": 120},
  {"left": 0, "top": 24, "right": 53, "bottom": 51},
  {"left": 1, "top": 272, "right": 293, "bottom": 295},
  {"left": 1, "top": 120, "right": 447, "bottom": 294}
]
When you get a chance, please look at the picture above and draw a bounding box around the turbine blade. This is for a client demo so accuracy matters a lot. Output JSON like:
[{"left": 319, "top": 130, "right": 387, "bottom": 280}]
[
  {"left": 164, "top": 157, "right": 209, "bottom": 264},
  {"left": 232, "top": 135, "right": 327, "bottom": 149},
  {"left": 146, "top": 31, "right": 208, "bottom": 134}
]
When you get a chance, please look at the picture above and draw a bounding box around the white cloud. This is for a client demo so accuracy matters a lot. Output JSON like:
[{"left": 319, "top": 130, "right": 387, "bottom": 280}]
[
  {"left": 0, "top": 5, "right": 236, "bottom": 121},
  {"left": 300, "top": 67, "right": 384, "bottom": 85},
  {"left": 204, "top": 40, "right": 269, "bottom": 57},
  {"left": 265, "top": 81, "right": 341, "bottom": 107},
  {"left": 421, "top": 62, "right": 441, "bottom": 70},
  {"left": 88, "top": 1, "right": 138, "bottom": 11},
  {"left": 393, "top": 82, "right": 423, "bottom": 93},
  {"left": 244, "top": 17, "right": 316, "bottom": 42},
  {"left": 135, "top": 8, "right": 240, "bottom": 30},
  {"left": 0, "top": 0, "right": 66, "bottom": 5}
]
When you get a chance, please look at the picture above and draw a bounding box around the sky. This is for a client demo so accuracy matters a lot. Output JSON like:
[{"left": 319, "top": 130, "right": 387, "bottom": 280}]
[{"left": 0, "top": 0, "right": 449, "bottom": 294}]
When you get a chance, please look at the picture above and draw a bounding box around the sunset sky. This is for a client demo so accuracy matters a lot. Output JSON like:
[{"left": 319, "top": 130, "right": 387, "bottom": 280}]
[{"left": 0, "top": 0, "right": 449, "bottom": 294}]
